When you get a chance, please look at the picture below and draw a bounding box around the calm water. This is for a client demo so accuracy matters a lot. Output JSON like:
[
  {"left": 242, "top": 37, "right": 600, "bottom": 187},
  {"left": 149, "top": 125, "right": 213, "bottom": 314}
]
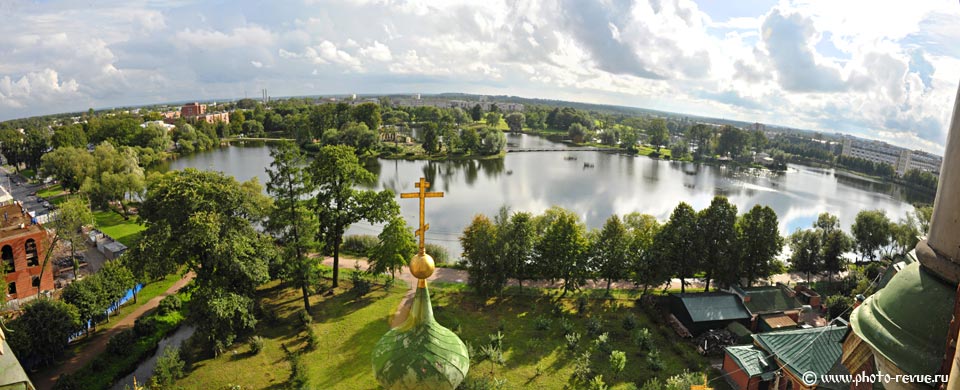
[{"left": 162, "top": 135, "right": 926, "bottom": 258}]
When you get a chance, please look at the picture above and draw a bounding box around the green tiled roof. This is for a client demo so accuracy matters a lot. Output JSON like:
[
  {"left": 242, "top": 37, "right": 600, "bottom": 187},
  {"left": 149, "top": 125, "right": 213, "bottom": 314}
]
[
  {"left": 725, "top": 345, "right": 773, "bottom": 377},
  {"left": 0, "top": 340, "right": 35, "bottom": 390},
  {"left": 741, "top": 286, "right": 803, "bottom": 315},
  {"left": 675, "top": 293, "right": 751, "bottom": 323},
  {"left": 753, "top": 325, "right": 847, "bottom": 378}
]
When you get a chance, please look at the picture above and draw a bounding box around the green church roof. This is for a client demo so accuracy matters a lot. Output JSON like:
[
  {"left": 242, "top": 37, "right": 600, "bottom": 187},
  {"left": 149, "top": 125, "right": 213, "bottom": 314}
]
[
  {"left": 753, "top": 325, "right": 847, "bottom": 378},
  {"left": 725, "top": 345, "right": 773, "bottom": 377},
  {"left": 0, "top": 340, "right": 35, "bottom": 390},
  {"left": 850, "top": 261, "right": 955, "bottom": 376},
  {"left": 674, "top": 292, "right": 751, "bottom": 322},
  {"left": 741, "top": 285, "right": 804, "bottom": 315},
  {"left": 372, "top": 286, "right": 469, "bottom": 390}
]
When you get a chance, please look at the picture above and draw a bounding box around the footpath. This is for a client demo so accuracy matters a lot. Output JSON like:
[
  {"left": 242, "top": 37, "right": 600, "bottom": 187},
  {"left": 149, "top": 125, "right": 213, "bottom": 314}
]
[{"left": 33, "top": 273, "right": 196, "bottom": 390}]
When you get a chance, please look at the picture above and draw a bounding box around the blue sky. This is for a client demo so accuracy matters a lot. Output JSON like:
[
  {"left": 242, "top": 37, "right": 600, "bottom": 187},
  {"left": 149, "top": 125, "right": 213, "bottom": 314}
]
[{"left": 1, "top": 0, "right": 958, "bottom": 154}]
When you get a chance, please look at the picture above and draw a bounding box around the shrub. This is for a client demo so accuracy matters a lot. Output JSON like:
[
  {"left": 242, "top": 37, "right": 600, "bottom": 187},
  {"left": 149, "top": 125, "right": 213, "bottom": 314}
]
[
  {"left": 647, "top": 348, "right": 663, "bottom": 371},
  {"left": 586, "top": 318, "right": 603, "bottom": 336},
  {"left": 298, "top": 310, "right": 312, "bottom": 328},
  {"left": 826, "top": 295, "right": 852, "bottom": 320},
  {"left": 425, "top": 243, "right": 451, "bottom": 265},
  {"left": 633, "top": 328, "right": 652, "bottom": 350},
  {"left": 594, "top": 332, "right": 611, "bottom": 354},
  {"left": 572, "top": 351, "right": 592, "bottom": 383},
  {"left": 157, "top": 295, "right": 182, "bottom": 316},
  {"left": 152, "top": 346, "right": 185, "bottom": 388},
  {"left": 133, "top": 316, "right": 157, "bottom": 336},
  {"left": 341, "top": 234, "right": 379, "bottom": 256},
  {"left": 306, "top": 327, "right": 320, "bottom": 350},
  {"left": 288, "top": 353, "right": 309, "bottom": 389},
  {"left": 488, "top": 331, "right": 504, "bottom": 350},
  {"left": 350, "top": 267, "right": 372, "bottom": 297},
  {"left": 107, "top": 329, "right": 136, "bottom": 355},
  {"left": 622, "top": 313, "right": 638, "bottom": 331},
  {"left": 565, "top": 332, "right": 581, "bottom": 351},
  {"left": 53, "top": 374, "right": 78, "bottom": 390},
  {"left": 609, "top": 350, "right": 627, "bottom": 378},
  {"left": 588, "top": 375, "right": 608, "bottom": 390},
  {"left": 559, "top": 318, "right": 575, "bottom": 336},
  {"left": 248, "top": 336, "right": 264, "bottom": 355},
  {"left": 533, "top": 315, "right": 551, "bottom": 331},
  {"left": 459, "top": 376, "right": 507, "bottom": 390}
]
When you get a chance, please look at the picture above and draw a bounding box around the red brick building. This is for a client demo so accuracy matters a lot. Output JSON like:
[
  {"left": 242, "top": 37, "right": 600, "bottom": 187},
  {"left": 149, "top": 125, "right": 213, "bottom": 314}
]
[
  {"left": 1, "top": 203, "right": 52, "bottom": 301},
  {"left": 181, "top": 102, "right": 206, "bottom": 117}
]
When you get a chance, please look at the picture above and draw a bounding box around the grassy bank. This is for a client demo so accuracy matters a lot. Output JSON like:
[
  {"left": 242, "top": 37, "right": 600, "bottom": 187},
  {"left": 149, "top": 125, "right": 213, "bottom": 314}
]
[{"left": 93, "top": 210, "right": 146, "bottom": 247}]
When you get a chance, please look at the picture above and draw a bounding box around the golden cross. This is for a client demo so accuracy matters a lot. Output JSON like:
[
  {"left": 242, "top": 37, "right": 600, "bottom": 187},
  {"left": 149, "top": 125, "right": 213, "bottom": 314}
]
[{"left": 400, "top": 177, "right": 443, "bottom": 254}]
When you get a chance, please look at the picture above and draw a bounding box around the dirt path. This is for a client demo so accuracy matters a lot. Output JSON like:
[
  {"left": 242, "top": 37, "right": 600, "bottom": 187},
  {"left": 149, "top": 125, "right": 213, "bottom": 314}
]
[
  {"left": 321, "top": 256, "right": 833, "bottom": 328},
  {"left": 33, "top": 272, "right": 196, "bottom": 390}
]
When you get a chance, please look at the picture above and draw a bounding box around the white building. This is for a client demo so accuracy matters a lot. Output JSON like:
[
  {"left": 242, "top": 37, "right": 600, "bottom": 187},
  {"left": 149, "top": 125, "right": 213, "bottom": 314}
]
[{"left": 841, "top": 139, "right": 943, "bottom": 176}]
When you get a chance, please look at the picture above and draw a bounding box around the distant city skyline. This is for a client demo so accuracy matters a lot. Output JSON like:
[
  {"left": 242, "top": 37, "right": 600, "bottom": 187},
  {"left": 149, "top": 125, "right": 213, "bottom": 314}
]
[{"left": 1, "top": 0, "right": 958, "bottom": 154}]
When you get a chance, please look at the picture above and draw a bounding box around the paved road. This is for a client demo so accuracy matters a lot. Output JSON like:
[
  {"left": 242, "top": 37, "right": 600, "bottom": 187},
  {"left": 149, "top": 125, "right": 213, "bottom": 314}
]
[
  {"left": 32, "top": 272, "right": 196, "bottom": 390},
  {"left": 0, "top": 166, "right": 54, "bottom": 217}
]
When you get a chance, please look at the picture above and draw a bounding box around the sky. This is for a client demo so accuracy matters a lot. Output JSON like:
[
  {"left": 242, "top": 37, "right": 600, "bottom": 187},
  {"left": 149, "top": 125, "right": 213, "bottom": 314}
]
[{"left": 1, "top": 0, "right": 959, "bottom": 154}]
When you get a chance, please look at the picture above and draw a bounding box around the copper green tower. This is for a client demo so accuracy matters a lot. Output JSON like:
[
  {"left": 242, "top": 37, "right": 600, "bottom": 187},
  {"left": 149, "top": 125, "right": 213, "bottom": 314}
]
[{"left": 371, "top": 178, "right": 469, "bottom": 390}]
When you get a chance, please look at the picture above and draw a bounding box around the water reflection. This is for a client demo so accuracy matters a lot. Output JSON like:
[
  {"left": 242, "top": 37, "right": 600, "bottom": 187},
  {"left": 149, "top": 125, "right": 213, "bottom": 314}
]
[{"left": 164, "top": 135, "right": 930, "bottom": 259}]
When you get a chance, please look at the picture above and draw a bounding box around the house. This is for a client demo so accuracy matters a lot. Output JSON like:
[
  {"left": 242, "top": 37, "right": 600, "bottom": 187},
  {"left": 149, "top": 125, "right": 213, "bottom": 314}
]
[
  {"left": 722, "top": 325, "right": 848, "bottom": 390},
  {"left": 101, "top": 241, "right": 127, "bottom": 260},
  {"left": 668, "top": 292, "right": 752, "bottom": 335},
  {"left": 1, "top": 203, "right": 52, "bottom": 302},
  {"left": 730, "top": 284, "right": 807, "bottom": 331}
]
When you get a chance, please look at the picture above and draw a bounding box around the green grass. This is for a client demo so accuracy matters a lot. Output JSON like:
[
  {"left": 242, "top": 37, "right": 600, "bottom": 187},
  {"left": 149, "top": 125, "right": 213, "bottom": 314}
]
[
  {"left": 175, "top": 277, "right": 408, "bottom": 390},
  {"left": 94, "top": 210, "right": 146, "bottom": 247},
  {"left": 37, "top": 183, "right": 64, "bottom": 198},
  {"left": 176, "top": 276, "right": 714, "bottom": 390},
  {"left": 20, "top": 168, "right": 36, "bottom": 179}
]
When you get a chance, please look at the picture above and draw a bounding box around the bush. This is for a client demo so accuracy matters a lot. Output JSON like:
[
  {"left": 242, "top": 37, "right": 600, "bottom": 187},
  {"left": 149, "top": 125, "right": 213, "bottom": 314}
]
[
  {"left": 152, "top": 346, "right": 185, "bottom": 388},
  {"left": 133, "top": 316, "right": 157, "bottom": 336},
  {"left": 107, "top": 329, "right": 136, "bottom": 355},
  {"left": 341, "top": 235, "right": 379, "bottom": 256},
  {"left": 565, "top": 332, "right": 581, "bottom": 351},
  {"left": 622, "top": 313, "right": 638, "bottom": 331},
  {"left": 588, "top": 375, "right": 608, "bottom": 390},
  {"left": 350, "top": 268, "right": 372, "bottom": 297},
  {"left": 248, "top": 336, "right": 264, "bottom": 355},
  {"left": 609, "top": 350, "right": 627, "bottom": 378},
  {"left": 306, "top": 327, "right": 320, "bottom": 350},
  {"left": 425, "top": 243, "right": 451, "bottom": 265},
  {"left": 595, "top": 332, "right": 611, "bottom": 354},
  {"left": 826, "top": 295, "right": 852, "bottom": 320},
  {"left": 53, "top": 374, "right": 79, "bottom": 390},
  {"left": 288, "top": 353, "right": 309, "bottom": 389},
  {"left": 488, "top": 331, "right": 504, "bottom": 350},
  {"left": 533, "top": 315, "right": 551, "bottom": 331},
  {"left": 586, "top": 318, "right": 603, "bottom": 336},
  {"left": 298, "top": 310, "right": 312, "bottom": 328},
  {"left": 158, "top": 295, "right": 182, "bottom": 316},
  {"left": 647, "top": 348, "right": 663, "bottom": 371},
  {"left": 559, "top": 318, "right": 574, "bottom": 336},
  {"left": 572, "top": 351, "right": 592, "bottom": 382},
  {"left": 633, "top": 328, "right": 652, "bottom": 351}
]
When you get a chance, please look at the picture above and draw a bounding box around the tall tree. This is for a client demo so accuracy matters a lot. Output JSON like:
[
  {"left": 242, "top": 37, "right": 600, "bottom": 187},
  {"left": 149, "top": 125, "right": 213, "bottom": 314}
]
[
  {"left": 484, "top": 112, "right": 502, "bottom": 127},
  {"left": 851, "top": 210, "right": 893, "bottom": 263},
  {"left": 265, "top": 142, "right": 318, "bottom": 311},
  {"left": 61, "top": 275, "right": 106, "bottom": 335},
  {"left": 501, "top": 211, "right": 536, "bottom": 288},
  {"left": 0, "top": 128, "right": 24, "bottom": 172},
  {"left": 698, "top": 196, "right": 738, "bottom": 290},
  {"left": 789, "top": 229, "right": 823, "bottom": 281},
  {"left": 647, "top": 119, "right": 669, "bottom": 152},
  {"left": 568, "top": 123, "right": 588, "bottom": 143},
  {"left": 625, "top": 213, "right": 664, "bottom": 293},
  {"left": 369, "top": 217, "right": 417, "bottom": 280},
  {"left": 652, "top": 203, "right": 698, "bottom": 293},
  {"left": 97, "top": 259, "right": 135, "bottom": 316},
  {"left": 7, "top": 298, "right": 80, "bottom": 367},
  {"left": 535, "top": 208, "right": 590, "bottom": 296},
  {"left": 461, "top": 214, "right": 505, "bottom": 296},
  {"left": 821, "top": 229, "right": 853, "bottom": 281},
  {"left": 310, "top": 145, "right": 398, "bottom": 288},
  {"left": 891, "top": 212, "right": 921, "bottom": 254},
  {"left": 592, "top": 215, "right": 631, "bottom": 293},
  {"left": 51, "top": 196, "right": 94, "bottom": 279},
  {"left": 470, "top": 104, "right": 483, "bottom": 122},
  {"left": 41, "top": 147, "right": 95, "bottom": 193},
  {"left": 737, "top": 205, "right": 785, "bottom": 286},
  {"left": 51, "top": 124, "right": 88, "bottom": 149},
  {"left": 23, "top": 128, "right": 50, "bottom": 171},
  {"left": 685, "top": 124, "right": 712, "bottom": 159},
  {"left": 80, "top": 142, "right": 145, "bottom": 217},
  {"left": 351, "top": 102, "right": 382, "bottom": 130},
  {"left": 131, "top": 169, "right": 274, "bottom": 351}
]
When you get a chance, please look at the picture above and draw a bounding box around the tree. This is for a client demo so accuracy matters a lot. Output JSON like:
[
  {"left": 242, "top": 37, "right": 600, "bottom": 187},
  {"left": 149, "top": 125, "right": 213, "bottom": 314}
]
[
  {"left": 23, "top": 128, "right": 50, "bottom": 171},
  {"left": 151, "top": 346, "right": 185, "bottom": 388},
  {"left": 470, "top": 104, "right": 483, "bottom": 122},
  {"left": 461, "top": 214, "right": 506, "bottom": 296},
  {"left": 265, "top": 142, "right": 318, "bottom": 311},
  {"left": 620, "top": 128, "right": 639, "bottom": 150},
  {"left": 0, "top": 128, "right": 24, "bottom": 172},
  {"left": 821, "top": 229, "right": 853, "bottom": 281},
  {"left": 80, "top": 142, "right": 145, "bottom": 217},
  {"left": 461, "top": 128, "right": 480, "bottom": 153},
  {"left": 505, "top": 113, "right": 525, "bottom": 133},
  {"left": 135, "top": 123, "right": 172, "bottom": 151},
  {"left": 52, "top": 124, "right": 88, "bottom": 149},
  {"left": 651, "top": 203, "right": 698, "bottom": 292},
  {"left": 421, "top": 123, "right": 440, "bottom": 153},
  {"left": 851, "top": 210, "right": 892, "bottom": 262},
  {"left": 500, "top": 211, "right": 536, "bottom": 288},
  {"left": 717, "top": 126, "right": 748, "bottom": 158},
  {"left": 915, "top": 205, "right": 933, "bottom": 237},
  {"left": 241, "top": 120, "right": 265, "bottom": 137},
  {"left": 697, "top": 197, "right": 738, "bottom": 291},
  {"left": 568, "top": 123, "right": 588, "bottom": 143},
  {"left": 789, "top": 229, "right": 822, "bottom": 281},
  {"left": 7, "top": 298, "right": 80, "bottom": 367},
  {"left": 647, "top": 119, "right": 669, "bottom": 152},
  {"left": 97, "top": 259, "right": 135, "bottom": 316},
  {"left": 737, "top": 205, "right": 784, "bottom": 286},
  {"left": 626, "top": 213, "right": 665, "bottom": 293},
  {"left": 535, "top": 208, "right": 589, "bottom": 296},
  {"left": 891, "top": 212, "right": 921, "bottom": 254},
  {"left": 310, "top": 145, "right": 398, "bottom": 288},
  {"left": 484, "top": 112, "right": 502, "bottom": 127},
  {"left": 41, "top": 147, "right": 94, "bottom": 193},
  {"left": 369, "top": 217, "right": 417, "bottom": 280},
  {"left": 686, "top": 124, "right": 712, "bottom": 159},
  {"left": 50, "top": 196, "right": 94, "bottom": 279},
  {"left": 480, "top": 128, "right": 506, "bottom": 155},
  {"left": 337, "top": 122, "right": 379, "bottom": 154},
  {"left": 442, "top": 127, "right": 462, "bottom": 153},
  {"left": 351, "top": 102, "right": 382, "bottom": 131},
  {"left": 591, "top": 215, "right": 630, "bottom": 293},
  {"left": 61, "top": 276, "right": 106, "bottom": 335},
  {"left": 131, "top": 169, "right": 274, "bottom": 351}
]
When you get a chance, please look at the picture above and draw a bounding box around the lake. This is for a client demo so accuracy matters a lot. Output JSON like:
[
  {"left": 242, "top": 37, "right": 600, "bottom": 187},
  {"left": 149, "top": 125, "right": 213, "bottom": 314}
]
[{"left": 162, "top": 134, "right": 926, "bottom": 258}]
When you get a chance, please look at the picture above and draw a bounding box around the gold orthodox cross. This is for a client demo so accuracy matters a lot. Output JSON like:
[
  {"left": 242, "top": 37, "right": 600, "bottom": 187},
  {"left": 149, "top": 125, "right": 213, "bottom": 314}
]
[{"left": 400, "top": 177, "right": 443, "bottom": 254}]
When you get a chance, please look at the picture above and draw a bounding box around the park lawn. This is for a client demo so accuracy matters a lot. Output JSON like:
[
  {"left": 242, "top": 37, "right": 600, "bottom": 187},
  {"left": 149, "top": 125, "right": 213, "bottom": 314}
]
[
  {"left": 37, "top": 183, "right": 65, "bottom": 198},
  {"left": 93, "top": 210, "right": 146, "bottom": 247},
  {"left": 175, "top": 275, "right": 408, "bottom": 390},
  {"left": 430, "top": 286, "right": 712, "bottom": 389}
]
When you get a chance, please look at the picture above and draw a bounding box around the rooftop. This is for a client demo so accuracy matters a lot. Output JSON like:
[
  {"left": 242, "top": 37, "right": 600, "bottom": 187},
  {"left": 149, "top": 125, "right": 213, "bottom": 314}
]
[
  {"left": 725, "top": 345, "right": 774, "bottom": 378},
  {"left": 753, "top": 325, "right": 847, "bottom": 378},
  {"left": 760, "top": 312, "right": 798, "bottom": 330},
  {"left": 736, "top": 285, "right": 805, "bottom": 315},
  {"left": 0, "top": 339, "right": 35, "bottom": 390},
  {"left": 0, "top": 203, "right": 42, "bottom": 241},
  {"left": 672, "top": 292, "right": 752, "bottom": 323}
]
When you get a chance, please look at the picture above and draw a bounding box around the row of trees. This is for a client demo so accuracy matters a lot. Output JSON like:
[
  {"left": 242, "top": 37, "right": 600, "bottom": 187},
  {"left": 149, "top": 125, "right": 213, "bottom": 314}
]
[
  {"left": 41, "top": 142, "right": 146, "bottom": 216},
  {"left": 460, "top": 197, "right": 786, "bottom": 297}
]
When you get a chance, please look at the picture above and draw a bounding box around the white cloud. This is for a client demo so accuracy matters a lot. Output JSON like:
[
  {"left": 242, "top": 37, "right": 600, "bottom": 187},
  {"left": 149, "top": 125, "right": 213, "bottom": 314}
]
[{"left": 359, "top": 40, "right": 393, "bottom": 61}]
